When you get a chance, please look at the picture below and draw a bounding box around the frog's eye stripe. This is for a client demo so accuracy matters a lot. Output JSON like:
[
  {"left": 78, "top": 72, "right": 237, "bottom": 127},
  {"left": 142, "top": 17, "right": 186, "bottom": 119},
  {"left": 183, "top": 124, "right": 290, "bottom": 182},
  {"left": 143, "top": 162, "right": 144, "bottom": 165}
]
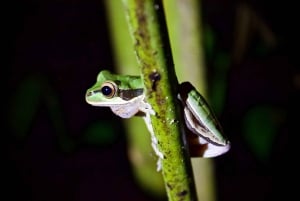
[
  {"left": 101, "top": 81, "right": 118, "bottom": 98},
  {"left": 119, "top": 88, "right": 144, "bottom": 100}
]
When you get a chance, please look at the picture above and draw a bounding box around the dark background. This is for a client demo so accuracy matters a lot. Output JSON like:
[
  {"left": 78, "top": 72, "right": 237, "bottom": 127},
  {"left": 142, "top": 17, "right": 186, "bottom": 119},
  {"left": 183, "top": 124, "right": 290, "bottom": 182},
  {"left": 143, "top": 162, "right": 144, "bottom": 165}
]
[{"left": 4, "top": 0, "right": 294, "bottom": 200}]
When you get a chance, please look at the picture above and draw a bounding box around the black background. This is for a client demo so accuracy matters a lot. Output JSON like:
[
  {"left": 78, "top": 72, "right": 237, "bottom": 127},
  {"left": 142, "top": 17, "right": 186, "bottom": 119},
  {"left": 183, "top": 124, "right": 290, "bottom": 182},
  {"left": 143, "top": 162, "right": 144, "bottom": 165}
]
[{"left": 4, "top": 0, "right": 294, "bottom": 200}]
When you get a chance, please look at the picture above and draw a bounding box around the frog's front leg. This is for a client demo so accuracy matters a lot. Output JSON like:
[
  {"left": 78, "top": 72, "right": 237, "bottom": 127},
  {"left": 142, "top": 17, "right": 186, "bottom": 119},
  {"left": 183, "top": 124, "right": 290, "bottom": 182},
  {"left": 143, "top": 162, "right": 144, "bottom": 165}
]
[{"left": 139, "top": 100, "right": 164, "bottom": 171}]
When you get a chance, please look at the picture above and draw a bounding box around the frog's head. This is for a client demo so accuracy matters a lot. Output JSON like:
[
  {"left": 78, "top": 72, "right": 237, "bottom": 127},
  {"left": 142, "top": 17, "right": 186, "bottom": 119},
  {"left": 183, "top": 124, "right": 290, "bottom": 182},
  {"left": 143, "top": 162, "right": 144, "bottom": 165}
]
[{"left": 85, "top": 70, "right": 144, "bottom": 107}]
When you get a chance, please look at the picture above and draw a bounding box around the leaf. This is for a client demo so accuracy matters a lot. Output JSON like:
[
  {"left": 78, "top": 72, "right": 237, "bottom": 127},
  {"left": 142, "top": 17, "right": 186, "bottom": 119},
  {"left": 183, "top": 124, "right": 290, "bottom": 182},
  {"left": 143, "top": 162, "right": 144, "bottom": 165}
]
[{"left": 243, "top": 106, "right": 285, "bottom": 162}]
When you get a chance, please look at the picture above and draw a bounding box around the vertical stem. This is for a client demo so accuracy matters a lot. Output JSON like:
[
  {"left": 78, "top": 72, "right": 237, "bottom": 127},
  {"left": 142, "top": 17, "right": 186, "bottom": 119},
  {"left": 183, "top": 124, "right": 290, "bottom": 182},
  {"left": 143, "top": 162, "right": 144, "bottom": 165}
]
[
  {"left": 122, "top": 0, "right": 197, "bottom": 200},
  {"left": 105, "top": 0, "right": 166, "bottom": 198}
]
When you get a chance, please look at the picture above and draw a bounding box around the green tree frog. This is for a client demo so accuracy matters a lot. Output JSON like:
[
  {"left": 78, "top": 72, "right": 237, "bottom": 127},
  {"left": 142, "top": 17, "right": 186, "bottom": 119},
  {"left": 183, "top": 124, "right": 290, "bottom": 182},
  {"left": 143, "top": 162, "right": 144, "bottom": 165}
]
[{"left": 85, "top": 70, "right": 230, "bottom": 162}]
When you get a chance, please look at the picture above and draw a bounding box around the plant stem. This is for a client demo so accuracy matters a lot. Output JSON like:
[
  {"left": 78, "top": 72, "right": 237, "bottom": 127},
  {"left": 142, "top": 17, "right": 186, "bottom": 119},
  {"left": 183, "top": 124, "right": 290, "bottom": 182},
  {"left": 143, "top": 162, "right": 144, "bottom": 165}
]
[
  {"left": 105, "top": 0, "right": 166, "bottom": 198},
  {"left": 122, "top": 0, "right": 197, "bottom": 200}
]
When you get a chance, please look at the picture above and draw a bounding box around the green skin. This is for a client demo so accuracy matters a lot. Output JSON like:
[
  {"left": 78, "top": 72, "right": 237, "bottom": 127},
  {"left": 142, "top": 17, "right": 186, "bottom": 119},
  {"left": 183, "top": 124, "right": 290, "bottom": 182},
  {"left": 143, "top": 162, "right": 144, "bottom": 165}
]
[{"left": 86, "top": 70, "right": 230, "bottom": 158}]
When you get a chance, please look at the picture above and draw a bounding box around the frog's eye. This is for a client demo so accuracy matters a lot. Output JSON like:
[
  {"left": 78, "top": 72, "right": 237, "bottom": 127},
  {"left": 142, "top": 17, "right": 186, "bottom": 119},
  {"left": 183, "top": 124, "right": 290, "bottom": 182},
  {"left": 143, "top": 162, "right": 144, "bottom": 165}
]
[{"left": 101, "top": 81, "right": 118, "bottom": 98}]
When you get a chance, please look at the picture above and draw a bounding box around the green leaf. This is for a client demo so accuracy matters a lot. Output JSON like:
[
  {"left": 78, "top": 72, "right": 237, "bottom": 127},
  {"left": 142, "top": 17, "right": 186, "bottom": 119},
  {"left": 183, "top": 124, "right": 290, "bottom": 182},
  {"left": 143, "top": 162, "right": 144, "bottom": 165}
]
[
  {"left": 83, "top": 121, "right": 118, "bottom": 146},
  {"left": 243, "top": 106, "right": 285, "bottom": 162},
  {"left": 9, "top": 75, "right": 43, "bottom": 139}
]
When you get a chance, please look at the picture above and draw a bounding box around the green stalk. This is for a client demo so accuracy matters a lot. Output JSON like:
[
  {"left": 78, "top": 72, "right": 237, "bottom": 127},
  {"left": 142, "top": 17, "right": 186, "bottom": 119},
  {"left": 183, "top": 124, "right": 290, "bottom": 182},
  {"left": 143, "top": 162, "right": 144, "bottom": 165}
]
[
  {"left": 122, "top": 0, "right": 197, "bottom": 200},
  {"left": 105, "top": 0, "right": 166, "bottom": 199}
]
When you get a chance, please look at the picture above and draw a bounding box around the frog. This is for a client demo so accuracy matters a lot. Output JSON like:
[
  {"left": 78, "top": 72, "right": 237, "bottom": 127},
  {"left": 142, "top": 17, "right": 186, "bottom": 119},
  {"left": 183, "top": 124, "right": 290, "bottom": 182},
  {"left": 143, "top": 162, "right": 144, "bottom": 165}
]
[{"left": 85, "top": 70, "right": 230, "bottom": 163}]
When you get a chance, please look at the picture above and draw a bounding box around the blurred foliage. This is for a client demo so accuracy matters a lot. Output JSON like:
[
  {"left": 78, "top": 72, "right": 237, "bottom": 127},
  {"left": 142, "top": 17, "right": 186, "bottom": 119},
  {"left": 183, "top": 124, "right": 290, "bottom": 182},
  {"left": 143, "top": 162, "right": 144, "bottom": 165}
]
[
  {"left": 8, "top": 74, "right": 118, "bottom": 152},
  {"left": 9, "top": 74, "right": 44, "bottom": 139},
  {"left": 243, "top": 106, "right": 286, "bottom": 162},
  {"left": 82, "top": 121, "right": 118, "bottom": 146}
]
